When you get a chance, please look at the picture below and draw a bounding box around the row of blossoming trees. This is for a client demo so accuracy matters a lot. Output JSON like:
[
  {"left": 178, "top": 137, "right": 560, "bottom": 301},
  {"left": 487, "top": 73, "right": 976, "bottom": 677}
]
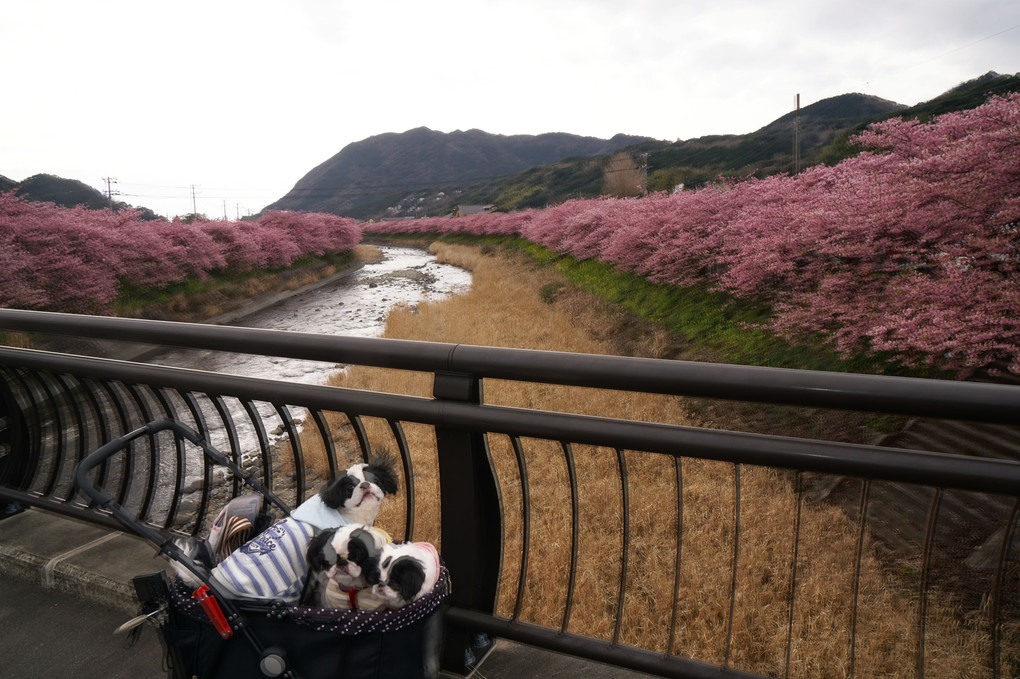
[
  {"left": 0, "top": 197, "right": 361, "bottom": 314},
  {"left": 368, "top": 94, "right": 1020, "bottom": 376}
]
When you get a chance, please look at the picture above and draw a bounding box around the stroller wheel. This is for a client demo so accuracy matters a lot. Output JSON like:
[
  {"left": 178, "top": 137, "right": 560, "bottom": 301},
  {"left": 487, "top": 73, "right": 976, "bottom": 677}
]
[{"left": 259, "top": 647, "right": 288, "bottom": 677}]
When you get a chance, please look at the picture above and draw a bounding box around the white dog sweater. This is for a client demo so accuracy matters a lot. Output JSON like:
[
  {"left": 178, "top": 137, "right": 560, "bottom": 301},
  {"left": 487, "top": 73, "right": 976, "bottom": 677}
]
[{"left": 210, "top": 495, "right": 354, "bottom": 602}]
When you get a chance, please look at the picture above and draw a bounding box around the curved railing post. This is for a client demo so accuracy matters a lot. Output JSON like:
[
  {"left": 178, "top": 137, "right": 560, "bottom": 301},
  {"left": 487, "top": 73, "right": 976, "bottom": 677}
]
[
  {"left": 0, "top": 371, "right": 33, "bottom": 493},
  {"left": 433, "top": 370, "right": 503, "bottom": 674}
]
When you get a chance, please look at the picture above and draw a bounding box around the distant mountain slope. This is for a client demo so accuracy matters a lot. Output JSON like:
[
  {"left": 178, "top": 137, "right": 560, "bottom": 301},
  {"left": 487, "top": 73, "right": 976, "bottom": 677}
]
[
  {"left": 265, "top": 127, "right": 651, "bottom": 218},
  {"left": 456, "top": 93, "right": 906, "bottom": 210},
  {"left": 641, "top": 93, "right": 908, "bottom": 182},
  {"left": 462, "top": 73, "right": 1018, "bottom": 211},
  {"left": 817, "top": 71, "right": 1020, "bottom": 165},
  {"left": 759, "top": 92, "right": 906, "bottom": 140},
  {"left": 0, "top": 173, "right": 160, "bottom": 219},
  {"left": 5, "top": 174, "right": 112, "bottom": 210}
]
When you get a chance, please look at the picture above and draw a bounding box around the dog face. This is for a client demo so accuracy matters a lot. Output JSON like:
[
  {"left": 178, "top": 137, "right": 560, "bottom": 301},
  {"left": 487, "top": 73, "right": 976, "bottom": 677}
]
[
  {"left": 371, "top": 541, "right": 440, "bottom": 609},
  {"left": 306, "top": 524, "right": 387, "bottom": 590},
  {"left": 318, "top": 456, "right": 398, "bottom": 526}
]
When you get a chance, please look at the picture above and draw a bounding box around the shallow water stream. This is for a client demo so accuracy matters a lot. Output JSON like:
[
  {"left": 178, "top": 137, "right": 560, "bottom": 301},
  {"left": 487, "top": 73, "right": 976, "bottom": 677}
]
[{"left": 148, "top": 245, "right": 471, "bottom": 380}]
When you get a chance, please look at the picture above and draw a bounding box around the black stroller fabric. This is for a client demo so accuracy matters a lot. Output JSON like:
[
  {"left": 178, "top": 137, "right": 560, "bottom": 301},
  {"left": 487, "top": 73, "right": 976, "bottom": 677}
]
[{"left": 160, "top": 570, "right": 450, "bottom": 679}]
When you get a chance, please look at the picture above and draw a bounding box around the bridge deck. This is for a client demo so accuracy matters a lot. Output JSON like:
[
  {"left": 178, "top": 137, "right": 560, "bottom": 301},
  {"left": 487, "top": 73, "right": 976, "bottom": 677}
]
[{"left": 0, "top": 507, "right": 653, "bottom": 678}]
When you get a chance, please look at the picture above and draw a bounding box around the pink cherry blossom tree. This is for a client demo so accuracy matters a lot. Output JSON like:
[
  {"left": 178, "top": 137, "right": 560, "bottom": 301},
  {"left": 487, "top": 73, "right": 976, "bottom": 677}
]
[{"left": 0, "top": 194, "right": 361, "bottom": 314}]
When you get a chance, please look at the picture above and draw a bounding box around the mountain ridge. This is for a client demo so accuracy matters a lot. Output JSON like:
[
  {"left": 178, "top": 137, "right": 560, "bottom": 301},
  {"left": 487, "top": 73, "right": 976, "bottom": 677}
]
[
  {"left": 267, "top": 90, "right": 919, "bottom": 218},
  {"left": 266, "top": 127, "right": 652, "bottom": 218}
]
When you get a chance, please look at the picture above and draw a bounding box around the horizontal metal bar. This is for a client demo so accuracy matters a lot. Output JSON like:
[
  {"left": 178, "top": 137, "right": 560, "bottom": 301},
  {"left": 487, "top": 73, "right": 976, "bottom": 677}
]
[
  {"left": 2, "top": 309, "right": 1018, "bottom": 423},
  {"left": 444, "top": 607, "right": 765, "bottom": 679},
  {"left": 3, "top": 347, "right": 1018, "bottom": 495}
]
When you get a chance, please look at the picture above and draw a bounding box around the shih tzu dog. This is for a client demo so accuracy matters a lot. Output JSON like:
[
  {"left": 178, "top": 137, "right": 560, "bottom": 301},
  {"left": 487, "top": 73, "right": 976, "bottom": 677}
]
[
  {"left": 316, "top": 459, "right": 399, "bottom": 528},
  {"left": 183, "top": 454, "right": 398, "bottom": 602},
  {"left": 371, "top": 541, "right": 441, "bottom": 609},
  {"left": 302, "top": 524, "right": 391, "bottom": 610}
]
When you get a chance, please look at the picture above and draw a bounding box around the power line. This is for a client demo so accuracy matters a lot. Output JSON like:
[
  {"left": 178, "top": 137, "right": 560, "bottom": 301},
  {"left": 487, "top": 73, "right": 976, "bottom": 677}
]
[{"left": 864, "top": 22, "right": 1020, "bottom": 91}]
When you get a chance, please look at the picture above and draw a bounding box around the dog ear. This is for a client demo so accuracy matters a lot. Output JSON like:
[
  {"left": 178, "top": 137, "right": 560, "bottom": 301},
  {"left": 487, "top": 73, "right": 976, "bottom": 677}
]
[
  {"left": 306, "top": 529, "right": 337, "bottom": 572},
  {"left": 362, "top": 556, "right": 382, "bottom": 586},
  {"left": 319, "top": 474, "right": 356, "bottom": 510},
  {"left": 365, "top": 451, "right": 399, "bottom": 496},
  {"left": 347, "top": 535, "right": 369, "bottom": 566},
  {"left": 390, "top": 557, "right": 426, "bottom": 604}
]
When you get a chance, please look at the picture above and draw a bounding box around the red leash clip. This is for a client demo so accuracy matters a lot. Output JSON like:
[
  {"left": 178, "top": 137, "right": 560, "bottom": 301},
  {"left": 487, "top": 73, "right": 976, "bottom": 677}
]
[{"left": 193, "top": 585, "right": 234, "bottom": 639}]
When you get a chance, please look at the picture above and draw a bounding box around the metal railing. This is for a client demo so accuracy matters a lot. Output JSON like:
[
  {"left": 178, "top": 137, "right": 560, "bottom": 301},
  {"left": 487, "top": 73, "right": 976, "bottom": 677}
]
[{"left": 1, "top": 309, "right": 1018, "bottom": 678}]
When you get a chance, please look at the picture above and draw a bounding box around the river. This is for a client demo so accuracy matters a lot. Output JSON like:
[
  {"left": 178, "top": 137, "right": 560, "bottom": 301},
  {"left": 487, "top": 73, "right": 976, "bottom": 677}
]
[{"left": 148, "top": 245, "right": 472, "bottom": 380}]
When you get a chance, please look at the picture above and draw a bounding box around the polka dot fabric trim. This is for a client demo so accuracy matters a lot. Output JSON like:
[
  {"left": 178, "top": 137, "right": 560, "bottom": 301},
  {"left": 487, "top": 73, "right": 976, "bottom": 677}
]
[{"left": 169, "top": 567, "right": 451, "bottom": 637}]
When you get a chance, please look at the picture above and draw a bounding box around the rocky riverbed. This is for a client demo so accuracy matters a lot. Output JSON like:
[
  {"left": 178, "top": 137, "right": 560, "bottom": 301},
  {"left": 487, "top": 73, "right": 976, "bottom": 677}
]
[{"left": 148, "top": 245, "right": 470, "bottom": 382}]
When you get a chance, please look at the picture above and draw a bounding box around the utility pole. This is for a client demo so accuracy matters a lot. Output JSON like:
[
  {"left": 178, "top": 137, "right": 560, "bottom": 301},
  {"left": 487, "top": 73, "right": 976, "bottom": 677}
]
[
  {"left": 191, "top": 185, "right": 198, "bottom": 215},
  {"left": 102, "top": 177, "right": 118, "bottom": 207},
  {"left": 794, "top": 93, "right": 801, "bottom": 174}
]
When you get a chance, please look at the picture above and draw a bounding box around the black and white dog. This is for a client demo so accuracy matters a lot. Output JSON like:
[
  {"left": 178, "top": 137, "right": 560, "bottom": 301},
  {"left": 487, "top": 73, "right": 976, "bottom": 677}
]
[
  {"left": 302, "top": 524, "right": 391, "bottom": 609},
  {"left": 371, "top": 541, "right": 441, "bottom": 609},
  {"left": 317, "top": 460, "right": 399, "bottom": 527},
  {"left": 186, "top": 454, "right": 398, "bottom": 602}
]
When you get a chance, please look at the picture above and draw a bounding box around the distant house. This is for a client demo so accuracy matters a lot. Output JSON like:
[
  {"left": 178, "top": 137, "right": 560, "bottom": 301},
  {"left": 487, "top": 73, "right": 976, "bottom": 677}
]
[{"left": 451, "top": 204, "right": 493, "bottom": 217}]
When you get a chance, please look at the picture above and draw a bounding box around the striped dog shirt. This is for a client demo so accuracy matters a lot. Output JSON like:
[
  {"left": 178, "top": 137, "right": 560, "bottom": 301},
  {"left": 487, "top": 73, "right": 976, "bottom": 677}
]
[{"left": 209, "top": 495, "right": 354, "bottom": 602}]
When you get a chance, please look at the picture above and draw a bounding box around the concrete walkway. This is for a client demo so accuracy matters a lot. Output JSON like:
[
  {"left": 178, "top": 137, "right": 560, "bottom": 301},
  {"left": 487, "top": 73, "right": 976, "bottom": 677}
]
[{"left": 0, "top": 507, "right": 653, "bottom": 678}]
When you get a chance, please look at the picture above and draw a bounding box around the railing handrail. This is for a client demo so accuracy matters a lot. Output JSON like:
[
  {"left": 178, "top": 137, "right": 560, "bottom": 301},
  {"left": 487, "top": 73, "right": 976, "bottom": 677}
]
[
  {"left": 3, "top": 309, "right": 1019, "bottom": 678},
  {"left": 2, "top": 308, "right": 1018, "bottom": 424},
  {"left": 3, "top": 344, "right": 1019, "bottom": 496}
]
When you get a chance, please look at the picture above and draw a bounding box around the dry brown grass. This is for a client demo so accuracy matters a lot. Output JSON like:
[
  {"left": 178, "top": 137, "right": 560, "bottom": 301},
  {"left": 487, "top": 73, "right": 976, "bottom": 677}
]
[
  {"left": 352, "top": 244, "right": 384, "bottom": 264},
  {"left": 297, "top": 243, "right": 1010, "bottom": 677}
]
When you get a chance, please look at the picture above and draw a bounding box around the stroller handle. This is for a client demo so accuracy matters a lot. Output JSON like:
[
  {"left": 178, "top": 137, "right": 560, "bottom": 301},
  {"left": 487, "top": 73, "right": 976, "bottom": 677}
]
[
  {"left": 73, "top": 419, "right": 294, "bottom": 661},
  {"left": 75, "top": 419, "right": 292, "bottom": 516}
]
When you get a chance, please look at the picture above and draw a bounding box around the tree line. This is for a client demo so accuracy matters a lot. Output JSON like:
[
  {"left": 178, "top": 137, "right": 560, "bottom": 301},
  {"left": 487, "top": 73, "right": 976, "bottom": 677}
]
[{"left": 0, "top": 201, "right": 360, "bottom": 314}]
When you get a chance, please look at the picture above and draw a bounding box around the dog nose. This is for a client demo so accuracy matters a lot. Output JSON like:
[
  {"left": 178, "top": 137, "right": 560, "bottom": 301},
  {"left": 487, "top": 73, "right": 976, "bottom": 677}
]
[{"left": 359, "top": 481, "right": 371, "bottom": 489}]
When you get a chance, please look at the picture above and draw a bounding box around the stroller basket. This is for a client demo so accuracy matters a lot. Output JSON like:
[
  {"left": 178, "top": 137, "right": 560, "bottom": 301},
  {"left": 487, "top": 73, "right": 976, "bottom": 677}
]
[{"left": 75, "top": 420, "right": 450, "bottom": 679}]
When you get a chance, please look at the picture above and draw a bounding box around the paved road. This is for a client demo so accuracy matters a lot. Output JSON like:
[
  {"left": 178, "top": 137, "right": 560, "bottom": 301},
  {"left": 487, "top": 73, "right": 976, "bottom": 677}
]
[{"left": 0, "top": 574, "right": 167, "bottom": 679}]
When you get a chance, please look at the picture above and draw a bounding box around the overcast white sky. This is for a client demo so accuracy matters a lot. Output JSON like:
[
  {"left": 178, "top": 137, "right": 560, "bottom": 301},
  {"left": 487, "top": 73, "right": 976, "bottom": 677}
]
[{"left": 2, "top": 0, "right": 1018, "bottom": 218}]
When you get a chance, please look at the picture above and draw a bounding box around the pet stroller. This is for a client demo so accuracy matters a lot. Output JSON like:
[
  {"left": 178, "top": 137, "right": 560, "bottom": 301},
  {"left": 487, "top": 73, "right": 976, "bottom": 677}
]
[{"left": 75, "top": 420, "right": 450, "bottom": 679}]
